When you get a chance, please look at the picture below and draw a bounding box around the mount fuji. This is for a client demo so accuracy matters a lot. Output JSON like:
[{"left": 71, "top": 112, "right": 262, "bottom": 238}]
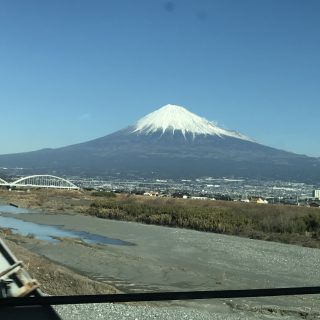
[{"left": 0, "top": 104, "right": 319, "bottom": 182}]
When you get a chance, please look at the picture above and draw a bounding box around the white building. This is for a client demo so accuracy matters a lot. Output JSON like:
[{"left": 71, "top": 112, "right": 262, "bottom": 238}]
[
  {"left": 313, "top": 190, "right": 320, "bottom": 199},
  {"left": 191, "top": 196, "right": 208, "bottom": 200}
]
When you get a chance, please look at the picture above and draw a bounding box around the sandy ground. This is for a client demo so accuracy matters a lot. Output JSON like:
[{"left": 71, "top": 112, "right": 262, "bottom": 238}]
[{"left": 2, "top": 210, "right": 320, "bottom": 318}]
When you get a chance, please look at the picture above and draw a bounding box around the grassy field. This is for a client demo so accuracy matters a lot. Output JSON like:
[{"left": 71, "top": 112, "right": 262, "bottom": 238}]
[
  {"left": 87, "top": 194, "right": 320, "bottom": 248},
  {"left": 0, "top": 188, "right": 93, "bottom": 213}
]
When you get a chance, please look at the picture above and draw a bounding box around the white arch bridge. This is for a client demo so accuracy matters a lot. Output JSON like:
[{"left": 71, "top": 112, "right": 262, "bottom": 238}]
[{"left": 0, "top": 175, "right": 79, "bottom": 190}]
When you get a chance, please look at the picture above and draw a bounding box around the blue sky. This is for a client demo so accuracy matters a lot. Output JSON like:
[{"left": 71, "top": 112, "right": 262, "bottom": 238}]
[{"left": 0, "top": 0, "right": 319, "bottom": 156}]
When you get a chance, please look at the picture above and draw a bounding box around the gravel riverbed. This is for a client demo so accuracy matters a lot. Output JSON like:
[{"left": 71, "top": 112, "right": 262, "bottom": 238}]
[
  {"left": 54, "top": 302, "right": 304, "bottom": 320},
  {"left": 2, "top": 210, "right": 320, "bottom": 319}
]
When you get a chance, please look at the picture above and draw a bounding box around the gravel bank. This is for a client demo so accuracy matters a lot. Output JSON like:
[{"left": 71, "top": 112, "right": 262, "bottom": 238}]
[
  {"left": 54, "top": 302, "right": 306, "bottom": 320},
  {"left": 2, "top": 211, "right": 320, "bottom": 319}
]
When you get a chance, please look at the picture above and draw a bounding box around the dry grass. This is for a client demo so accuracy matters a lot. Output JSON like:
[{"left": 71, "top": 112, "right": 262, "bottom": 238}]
[
  {"left": 0, "top": 188, "right": 93, "bottom": 213},
  {"left": 87, "top": 195, "right": 320, "bottom": 248}
]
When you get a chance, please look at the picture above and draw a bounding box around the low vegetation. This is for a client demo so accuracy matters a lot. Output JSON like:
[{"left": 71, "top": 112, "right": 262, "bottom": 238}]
[
  {"left": 87, "top": 195, "right": 320, "bottom": 248},
  {"left": 91, "top": 191, "right": 116, "bottom": 198}
]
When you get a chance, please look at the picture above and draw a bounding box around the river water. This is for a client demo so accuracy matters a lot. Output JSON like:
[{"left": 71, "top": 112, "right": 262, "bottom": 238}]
[{"left": 0, "top": 204, "right": 132, "bottom": 245}]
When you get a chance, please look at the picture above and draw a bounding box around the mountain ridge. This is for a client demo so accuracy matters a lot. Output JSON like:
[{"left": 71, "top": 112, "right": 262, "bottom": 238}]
[{"left": 0, "top": 104, "right": 319, "bottom": 182}]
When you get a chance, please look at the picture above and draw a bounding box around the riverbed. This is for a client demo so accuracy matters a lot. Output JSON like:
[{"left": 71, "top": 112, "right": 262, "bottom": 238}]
[{"left": 1, "top": 206, "right": 320, "bottom": 318}]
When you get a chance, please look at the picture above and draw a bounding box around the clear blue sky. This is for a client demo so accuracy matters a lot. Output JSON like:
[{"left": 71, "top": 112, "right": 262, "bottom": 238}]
[{"left": 0, "top": 0, "right": 319, "bottom": 156}]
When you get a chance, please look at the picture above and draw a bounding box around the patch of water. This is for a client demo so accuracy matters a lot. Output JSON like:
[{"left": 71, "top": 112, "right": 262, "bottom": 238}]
[
  {"left": 0, "top": 215, "right": 133, "bottom": 246},
  {"left": 0, "top": 204, "right": 29, "bottom": 214}
]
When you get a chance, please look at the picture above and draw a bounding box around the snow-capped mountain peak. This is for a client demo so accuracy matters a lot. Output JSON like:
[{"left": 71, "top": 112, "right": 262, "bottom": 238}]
[{"left": 132, "top": 104, "right": 251, "bottom": 141}]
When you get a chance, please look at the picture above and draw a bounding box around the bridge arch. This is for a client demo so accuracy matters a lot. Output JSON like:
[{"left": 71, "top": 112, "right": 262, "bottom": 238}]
[
  {"left": 12, "top": 175, "right": 79, "bottom": 190},
  {"left": 0, "top": 177, "right": 8, "bottom": 185}
]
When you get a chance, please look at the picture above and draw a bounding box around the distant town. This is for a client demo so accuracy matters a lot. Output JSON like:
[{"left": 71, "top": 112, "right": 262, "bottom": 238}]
[
  {"left": 1, "top": 165, "right": 320, "bottom": 207},
  {"left": 68, "top": 175, "right": 320, "bottom": 207}
]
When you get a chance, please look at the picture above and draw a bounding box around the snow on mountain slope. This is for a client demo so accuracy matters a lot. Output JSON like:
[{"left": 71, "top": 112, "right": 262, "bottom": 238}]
[{"left": 132, "top": 104, "right": 252, "bottom": 141}]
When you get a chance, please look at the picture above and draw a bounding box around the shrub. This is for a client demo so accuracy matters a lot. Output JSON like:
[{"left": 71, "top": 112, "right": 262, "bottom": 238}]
[{"left": 91, "top": 191, "right": 116, "bottom": 198}]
